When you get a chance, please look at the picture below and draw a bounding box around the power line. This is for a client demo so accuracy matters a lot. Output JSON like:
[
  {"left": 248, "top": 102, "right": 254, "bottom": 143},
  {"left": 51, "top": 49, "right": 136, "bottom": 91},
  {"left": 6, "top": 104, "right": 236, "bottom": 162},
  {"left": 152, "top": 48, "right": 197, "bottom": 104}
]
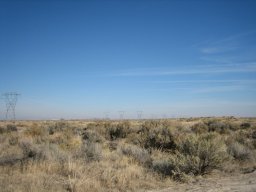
[{"left": 2, "top": 92, "right": 20, "bottom": 122}]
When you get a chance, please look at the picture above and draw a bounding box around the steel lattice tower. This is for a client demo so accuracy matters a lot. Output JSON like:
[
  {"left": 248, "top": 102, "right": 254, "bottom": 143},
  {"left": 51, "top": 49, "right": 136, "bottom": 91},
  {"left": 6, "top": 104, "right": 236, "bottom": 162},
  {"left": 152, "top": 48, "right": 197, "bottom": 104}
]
[
  {"left": 104, "top": 112, "right": 110, "bottom": 120},
  {"left": 2, "top": 92, "right": 20, "bottom": 121},
  {"left": 118, "top": 111, "right": 125, "bottom": 120},
  {"left": 137, "top": 111, "right": 143, "bottom": 120}
]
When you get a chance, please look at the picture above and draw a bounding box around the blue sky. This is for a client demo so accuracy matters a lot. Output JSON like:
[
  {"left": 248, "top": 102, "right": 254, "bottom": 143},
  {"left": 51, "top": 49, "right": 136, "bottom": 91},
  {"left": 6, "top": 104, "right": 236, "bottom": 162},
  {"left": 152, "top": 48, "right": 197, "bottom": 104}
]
[{"left": 0, "top": 0, "right": 256, "bottom": 119}]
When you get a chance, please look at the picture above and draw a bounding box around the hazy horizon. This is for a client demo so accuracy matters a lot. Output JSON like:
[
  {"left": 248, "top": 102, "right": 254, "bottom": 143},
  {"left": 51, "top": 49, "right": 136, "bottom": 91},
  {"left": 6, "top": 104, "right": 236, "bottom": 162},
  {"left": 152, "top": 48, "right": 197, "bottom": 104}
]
[{"left": 1, "top": 0, "right": 256, "bottom": 119}]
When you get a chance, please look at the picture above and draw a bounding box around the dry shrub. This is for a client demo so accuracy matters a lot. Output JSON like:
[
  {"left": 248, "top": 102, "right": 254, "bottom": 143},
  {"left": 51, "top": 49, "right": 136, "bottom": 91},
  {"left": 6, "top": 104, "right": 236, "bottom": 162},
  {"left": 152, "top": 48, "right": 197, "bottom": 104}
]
[
  {"left": 49, "top": 128, "right": 81, "bottom": 151},
  {"left": 16, "top": 139, "right": 68, "bottom": 165},
  {"left": 0, "top": 140, "right": 24, "bottom": 166},
  {"left": 25, "top": 123, "right": 47, "bottom": 137},
  {"left": 0, "top": 126, "right": 6, "bottom": 134},
  {"left": 54, "top": 120, "right": 69, "bottom": 131},
  {"left": 1, "top": 118, "right": 256, "bottom": 191},
  {"left": 208, "top": 121, "right": 230, "bottom": 133},
  {"left": 152, "top": 159, "right": 173, "bottom": 176},
  {"left": 227, "top": 141, "right": 254, "bottom": 161},
  {"left": 177, "top": 133, "right": 227, "bottom": 174},
  {"left": 252, "top": 130, "right": 256, "bottom": 139},
  {"left": 205, "top": 119, "right": 240, "bottom": 133},
  {"left": 85, "top": 121, "right": 110, "bottom": 136},
  {"left": 108, "top": 141, "right": 118, "bottom": 151},
  {"left": 240, "top": 122, "right": 251, "bottom": 129},
  {"left": 233, "top": 130, "right": 254, "bottom": 149},
  {"left": 0, "top": 134, "right": 6, "bottom": 144},
  {"left": 8, "top": 134, "right": 19, "bottom": 146},
  {"left": 59, "top": 137, "right": 82, "bottom": 151},
  {"left": 48, "top": 144, "right": 69, "bottom": 163},
  {"left": 6, "top": 124, "right": 17, "bottom": 132},
  {"left": 106, "top": 121, "right": 131, "bottom": 140},
  {"left": 139, "top": 125, "right": 176, "bottom": 151},
  {"left": 153, "top": 133, "right": 228, "bottom": 180},
  {"left": 0, "top": 121, "right": 172, "bottom": 192},
  {"left": 81, "top": 141, "right": 102, "bottom": 162},
  {"left": 252, "top": 130, "right": 256, "bottom": 149},
  {"left": 120, "top": 143, "right": 152, "bottom": 166},
  {"left": 191, "top": 122, "right": 208, "bottom": 134},
  {"left": 47, "top": 120, "right": 75, "bottom": 135},
  {"left": 19, "top": 140, "right": 49, "bottom": 161},
  {"left": 82, "top": 129, "right": 103, "bottom": 143},
  {"left": 0, "top": 135, "right": 23, "bottom": 166}
]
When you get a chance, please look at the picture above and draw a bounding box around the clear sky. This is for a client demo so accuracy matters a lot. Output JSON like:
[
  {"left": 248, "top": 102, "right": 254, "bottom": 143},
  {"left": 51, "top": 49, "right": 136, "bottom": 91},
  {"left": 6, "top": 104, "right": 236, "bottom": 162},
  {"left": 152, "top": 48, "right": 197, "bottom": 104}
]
[{"left": 0, "top": 0, "right": 256, "bottom": 119}]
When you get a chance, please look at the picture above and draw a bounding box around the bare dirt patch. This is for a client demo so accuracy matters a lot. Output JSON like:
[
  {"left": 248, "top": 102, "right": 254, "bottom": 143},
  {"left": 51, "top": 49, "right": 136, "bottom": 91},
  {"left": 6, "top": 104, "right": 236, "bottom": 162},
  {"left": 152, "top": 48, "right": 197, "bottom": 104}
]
[{"left": 149, "top": 170, "right": 256, "bottom": 192}]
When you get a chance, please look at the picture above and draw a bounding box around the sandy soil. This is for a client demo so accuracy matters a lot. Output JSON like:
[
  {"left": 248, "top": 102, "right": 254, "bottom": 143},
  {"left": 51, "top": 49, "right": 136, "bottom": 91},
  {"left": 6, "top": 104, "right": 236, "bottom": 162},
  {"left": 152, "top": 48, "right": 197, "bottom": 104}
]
[{"left": 148, "top": 170, "right": 256, "bottom": 192}]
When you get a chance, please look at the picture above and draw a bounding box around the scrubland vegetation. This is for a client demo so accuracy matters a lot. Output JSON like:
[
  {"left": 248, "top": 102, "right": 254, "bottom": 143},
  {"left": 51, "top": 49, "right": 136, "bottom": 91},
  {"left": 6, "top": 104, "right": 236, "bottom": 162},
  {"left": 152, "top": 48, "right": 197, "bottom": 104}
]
[{"left": 0, "top": 117, "right": 256, "bottom": 192}]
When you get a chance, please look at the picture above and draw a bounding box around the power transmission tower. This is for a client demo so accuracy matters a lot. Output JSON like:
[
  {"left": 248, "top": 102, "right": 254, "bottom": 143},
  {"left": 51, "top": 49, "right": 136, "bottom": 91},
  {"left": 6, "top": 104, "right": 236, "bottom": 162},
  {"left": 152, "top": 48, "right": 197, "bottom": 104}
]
[
  {"left": 162, "top": 114, "right": 167, "bottom": 119},
  {"left": 2, "top": 92, "right": 20, "bottom": 122},
  {"left": 151, "top": 114, "right": 157, "bottom": 119},
  {"left": 137, "top": 110, "right": 143, "bottom": 120},
  {"left": 118, "top": 111, "right": 125, "bottom": 120},
  {"left": 104, "top": 112, "right": 110, "bottom": 120}
]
